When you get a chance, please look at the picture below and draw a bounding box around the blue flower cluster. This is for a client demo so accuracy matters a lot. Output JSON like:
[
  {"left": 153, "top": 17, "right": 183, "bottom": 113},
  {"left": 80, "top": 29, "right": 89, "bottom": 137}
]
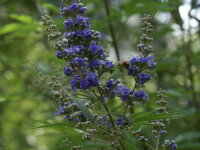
[
  {"left": 57, "top": 0, "right": 114, "bottom": 91},
  {"left": 54, "top": 102, "right": 84, "bottom": 122},
  {"left": 128, "top": 56, "right": 156, "bottom": 85},
  {"left": 163, "top": 140, "right": 177, "bottom": 150},
  {"left": 54, "top": 105, "right": 65, "bottom": 115},
  {"left": 64, "top": 16, "right": 90, "bottom": 30},
  {"left": 113, "top": 85, "right": 147, "bottom": 103},
  {"left": 104, "top": 79, "right": 147, "bottom": 104},
  {"left": 114, "top": 85, "right": 132, "bottom": 101},
  {"left": 43, "top": 6, "right": 177, "bottom": 149},
  {"left": 115, "top": 27, "right": 156, "bottom": 104},
  {"left": 51, "top": 1, "right": 155, "bottom": 130},
  {"left": 116, "top": 117, "right": 131, "bottom": 127},
  {"left": 171, "top": 143, "right": 177, "bottom": 150},
  {"left": 116, "top": 118, "right": 124, "bottom": 127},
  {"left": 59, "top": 3, "right": 86, "bottom": 18},
  {"left": 100, "top": 115, "right": 107, "bottom": 124},
  {"left": 133, "top": 90, "right": 147, "bottom": 104},
  {"left": 106, "top": 79, "right": 114, "bottom": 89}
]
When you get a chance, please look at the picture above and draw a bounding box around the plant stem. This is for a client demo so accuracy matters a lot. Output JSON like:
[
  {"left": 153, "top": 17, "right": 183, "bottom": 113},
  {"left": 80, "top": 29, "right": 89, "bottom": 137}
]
[
  {"left": 93, "top": 137, "right": 101, "bottom": 150},
  {"left": 96, "top": 84, "right": 124, "bottom": 150},
  {"left": 95, "top": 103, "right": 125, "bottom": 125},
  {"left": 155, "top": 134, "right": 160, "bottom": 150},
  {"left": 97, "top": 85, "right": 115, "bottom": 128},
  {"left": 175, "top": 2, "right": 200, "bottom": 132},
  {"left": 123, "top": 103, "right": 129, "bottom": 116},
  {"left": 145, "top": 143, "right": 155, "bottom": 150},
  {"left": 183, "top": 37, "right": 200, "bottom": 125},
  {"left": 103, "top": 0, "right": 127, "bottom": 83},
  {"left": 111, "top": 103, "right": 125, "bottom": 112},
  {"left": 103, "top": 0, "right": 120, "bottom": 63},
  {"left": 124, "top": 82, "right": 138, "bottom": 116},
  {"left": 119, "top": 141, "right": 126, "bottom": 150}
]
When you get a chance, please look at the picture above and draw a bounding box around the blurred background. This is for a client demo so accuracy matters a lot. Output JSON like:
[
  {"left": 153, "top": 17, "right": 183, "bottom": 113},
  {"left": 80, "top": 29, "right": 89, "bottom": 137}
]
[{"left": 0, "top": 0, "right": 200, "bottom": 150}]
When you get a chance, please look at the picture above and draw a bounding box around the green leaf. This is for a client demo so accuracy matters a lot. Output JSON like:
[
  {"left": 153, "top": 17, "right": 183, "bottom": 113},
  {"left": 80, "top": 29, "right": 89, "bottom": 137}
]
[
  {"left": 167, "top": 89, "right": 182, "bottom": 98},
  {"left": 32, "top": 123, "right": 67, "bottom": 129},
  {"left": 0, "top": 23, "right": 22, "bottom": 34},
  {"left": 132, "top": 112, "right": 184, "bottom": 123},
  {"left": 42, "top": 3, "right": 60, "bottom": 13},
  {"left": 68, "top": 93, "right": 94, "bottom": 123},
  {"left": 83, "top": 141, "right": 111, "bottom": 150},
  {"left": 124, "top": 0, "right": 175, "bottom": 16},
  {"left": 31, "top": 122, "right": 79, "bottom": 133},
  {"left": 178, "top": 143, "right": 200, "bottom": 150},
  {"left": 109, "top": 112, "right": 130, "bottom": 122},
  {"left": 120, "top": 139, "right": 137, "bottom": 150},
  {"left": 134, "top": 122, "right": 154, "bottom": 126},
  {"left": 78, "top": 91, "right": 96, "bottom": 102},
  {"left": 131, "top": 110, "right": 156, "bottom": 120},
  {"left": 175, "top": 132, "right": 200, "bottom": 142},
  {"left": 10, "top": 14, "right": 34, "bottom": 24},
  {"left": 33, "top": 120, "right": 77, "bottom": 128}
]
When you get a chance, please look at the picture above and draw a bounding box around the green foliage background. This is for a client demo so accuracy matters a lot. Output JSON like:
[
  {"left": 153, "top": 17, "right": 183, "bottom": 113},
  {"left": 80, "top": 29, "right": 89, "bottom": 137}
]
[{"left": 0, "top": 0, "right": 200, "bottom": 150}]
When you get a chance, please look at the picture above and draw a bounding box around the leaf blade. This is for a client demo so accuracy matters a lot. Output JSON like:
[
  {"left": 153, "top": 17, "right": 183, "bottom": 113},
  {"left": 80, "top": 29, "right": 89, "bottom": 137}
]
[
  {"left": 69, "top": 94, "right": 94, "bottom": 123},
  {"left": 132, "top": 112, "right": 184, "bottom": 123}
]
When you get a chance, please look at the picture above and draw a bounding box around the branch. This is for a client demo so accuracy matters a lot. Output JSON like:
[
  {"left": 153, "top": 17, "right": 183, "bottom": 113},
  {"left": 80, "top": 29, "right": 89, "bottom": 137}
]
[
  {"left": 103, "top": 0, "right": 121, "bottom": 64},
  {"left": 175, "top": 0, "right": 200, "bottom": 132}
]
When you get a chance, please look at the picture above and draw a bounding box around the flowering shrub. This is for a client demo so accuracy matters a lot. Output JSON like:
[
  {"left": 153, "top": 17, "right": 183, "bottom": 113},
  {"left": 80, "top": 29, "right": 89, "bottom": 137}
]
[{"left": 41, "top": 0, "right": 178, "bottom": 149}]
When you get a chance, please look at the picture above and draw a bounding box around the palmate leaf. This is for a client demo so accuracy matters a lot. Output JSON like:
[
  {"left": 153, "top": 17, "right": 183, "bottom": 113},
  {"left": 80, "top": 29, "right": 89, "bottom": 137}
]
[
  {"left": 130, "top": 110, "right": 156, "bottom": 120},
  {"left": 10, "top": 14, "right": 35, "bottom": 24},
  {"left": 109, "top": 112, "right": 130, "bottom": 122},
  {"left": 42, "top": 3, "right": 60, "bottom": 13},
  {"left": 120, "top": 139, "right": 137, "bottom": 150},
  {"left": 77, "top": 90, "right": 97, "bottom": 102},
  {"left": 134, "top": 113, "right": 183, "bottom": 123},
  {"left": 0, "top": 14, "right": 38, "bottom": 35},
  {"left": 82, "top": 90, "right": 96, "bottom": 98},
  {"left": 175, "top": 132, "right": 200, "bottom": 142},
  {"left": 32, "top": 121, "right": 84, "bottom": 146},
  {"left": 68, "top": 93, "right": 94, "bottom": 123},
  {"left": 0, "top": 23, "right": 22, "bottom": 34},
  {"left": 83, "top": 141, "right": 111, "bottom": 150},
  {"left": 131, "top": 111, "right": 184, "bottom": 123},
  {"left": 123, "top": 0, "right": 175, "bottom": 16},
  {"left": 167, "top": 89, "right": 182, "bottom": 98},
  {"left": 178, "top": 143, "right": 200, "bottom": 150},
  {"left": 31, "top": 122, "right": 79, "bottom": 133},
  {"left": 32, "top": 121, "right": 77, "bottom": 129}
]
